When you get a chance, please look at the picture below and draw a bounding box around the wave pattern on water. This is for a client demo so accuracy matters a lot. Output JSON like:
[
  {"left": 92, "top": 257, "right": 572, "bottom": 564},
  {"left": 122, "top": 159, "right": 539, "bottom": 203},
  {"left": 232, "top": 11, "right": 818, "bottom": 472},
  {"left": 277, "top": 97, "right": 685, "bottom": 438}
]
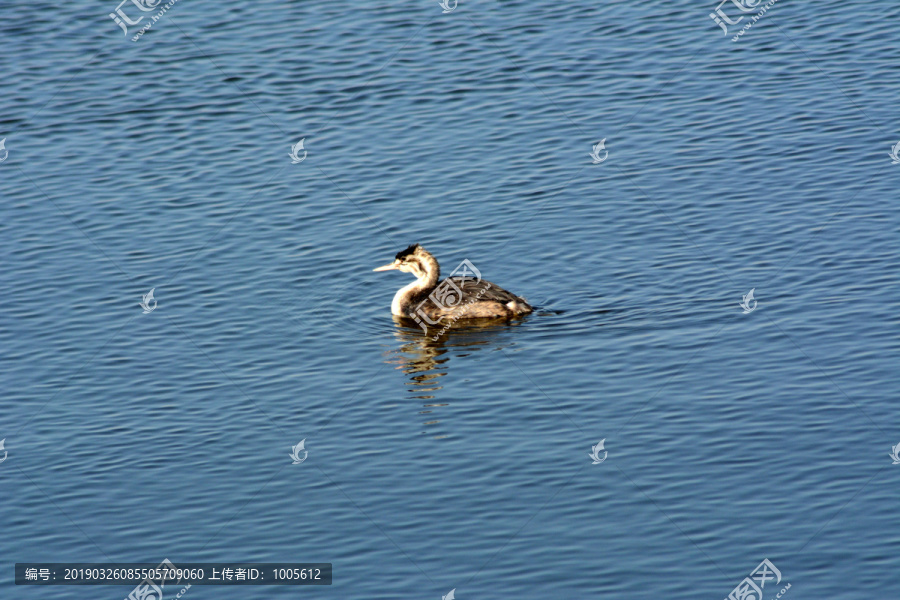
[{"left": 1, "top": 1, "right": 899, "bottom": 599}]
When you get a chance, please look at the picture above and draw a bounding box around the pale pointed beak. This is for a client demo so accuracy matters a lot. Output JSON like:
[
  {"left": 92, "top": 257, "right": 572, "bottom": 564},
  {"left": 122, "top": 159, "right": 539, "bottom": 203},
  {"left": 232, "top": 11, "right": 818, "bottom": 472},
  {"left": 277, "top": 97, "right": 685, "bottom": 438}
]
[{"left": 373, "top": 262, "right": 399, "bottom": 272}]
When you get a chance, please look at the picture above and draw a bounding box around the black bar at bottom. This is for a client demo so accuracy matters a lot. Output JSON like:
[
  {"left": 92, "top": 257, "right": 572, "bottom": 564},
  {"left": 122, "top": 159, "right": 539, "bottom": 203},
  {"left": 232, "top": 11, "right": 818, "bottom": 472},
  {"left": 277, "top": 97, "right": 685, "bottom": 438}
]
[{"left": 15, "top": 563, "right": 332, "bottom": 585}]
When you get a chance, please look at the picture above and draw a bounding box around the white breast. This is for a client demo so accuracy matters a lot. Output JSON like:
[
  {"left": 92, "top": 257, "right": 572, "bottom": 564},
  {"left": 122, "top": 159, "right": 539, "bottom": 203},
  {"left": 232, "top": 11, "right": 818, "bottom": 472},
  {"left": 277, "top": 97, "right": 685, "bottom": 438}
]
[{"left": 391, "top": 280, "right": 422, "bottom": 316}]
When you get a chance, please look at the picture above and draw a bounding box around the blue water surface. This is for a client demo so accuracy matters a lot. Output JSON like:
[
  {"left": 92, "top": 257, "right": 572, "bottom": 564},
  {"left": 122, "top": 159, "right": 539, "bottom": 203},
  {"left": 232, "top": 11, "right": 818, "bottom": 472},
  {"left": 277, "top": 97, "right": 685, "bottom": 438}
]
[{"left": 1, "top": 1, "right": 899, "bottom": 598}]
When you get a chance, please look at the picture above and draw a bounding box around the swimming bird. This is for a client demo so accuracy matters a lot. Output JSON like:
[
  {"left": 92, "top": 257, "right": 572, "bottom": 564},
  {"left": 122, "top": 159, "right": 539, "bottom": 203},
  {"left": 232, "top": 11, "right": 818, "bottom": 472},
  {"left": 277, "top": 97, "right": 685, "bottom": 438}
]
[{"left": 373, "top": 244, "right": 533, "bottom": 320}]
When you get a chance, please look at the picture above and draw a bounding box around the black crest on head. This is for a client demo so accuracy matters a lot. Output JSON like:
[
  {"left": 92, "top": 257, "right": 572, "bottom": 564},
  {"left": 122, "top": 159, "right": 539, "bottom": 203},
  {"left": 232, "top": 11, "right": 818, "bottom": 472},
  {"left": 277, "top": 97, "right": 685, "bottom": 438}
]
[{"left": 395, "top": 244, "right": 420, "bottom": 260}]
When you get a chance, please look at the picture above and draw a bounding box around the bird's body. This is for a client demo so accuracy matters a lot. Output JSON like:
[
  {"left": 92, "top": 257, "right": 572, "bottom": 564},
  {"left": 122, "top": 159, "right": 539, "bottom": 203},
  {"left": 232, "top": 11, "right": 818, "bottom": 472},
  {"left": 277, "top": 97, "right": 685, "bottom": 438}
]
[{"left": 374, "top": 244, "right": 533, "bottom": 321}]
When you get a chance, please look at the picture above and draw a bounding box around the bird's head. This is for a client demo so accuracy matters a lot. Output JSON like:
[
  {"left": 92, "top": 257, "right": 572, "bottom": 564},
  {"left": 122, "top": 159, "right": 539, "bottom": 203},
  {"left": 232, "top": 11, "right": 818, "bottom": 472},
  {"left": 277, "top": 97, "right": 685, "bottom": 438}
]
[{"left": 373, "top": 244, "right": 438, "bottom": 280}]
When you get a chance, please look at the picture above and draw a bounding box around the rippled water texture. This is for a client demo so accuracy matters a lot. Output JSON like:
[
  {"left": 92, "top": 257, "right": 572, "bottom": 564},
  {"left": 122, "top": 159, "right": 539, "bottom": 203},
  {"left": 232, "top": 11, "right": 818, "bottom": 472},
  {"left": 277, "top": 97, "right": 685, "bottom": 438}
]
[{"left": 1, "top": 1, "right": 899, "bottom": 598}]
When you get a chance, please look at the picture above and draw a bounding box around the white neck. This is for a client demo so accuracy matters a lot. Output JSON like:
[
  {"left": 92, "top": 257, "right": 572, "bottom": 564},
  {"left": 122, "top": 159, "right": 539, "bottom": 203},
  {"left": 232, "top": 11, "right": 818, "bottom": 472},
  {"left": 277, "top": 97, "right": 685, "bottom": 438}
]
[{"left": 391, "top": 277, "right": 430, "bottom": 316}]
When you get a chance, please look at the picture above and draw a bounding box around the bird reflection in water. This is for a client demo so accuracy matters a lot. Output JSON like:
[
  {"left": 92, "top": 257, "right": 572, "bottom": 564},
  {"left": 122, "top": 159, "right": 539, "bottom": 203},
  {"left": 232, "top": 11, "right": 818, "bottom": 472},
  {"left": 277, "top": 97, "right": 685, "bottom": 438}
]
[{"left": 382, "top": 315, "right": 524, "bottom": 439}]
